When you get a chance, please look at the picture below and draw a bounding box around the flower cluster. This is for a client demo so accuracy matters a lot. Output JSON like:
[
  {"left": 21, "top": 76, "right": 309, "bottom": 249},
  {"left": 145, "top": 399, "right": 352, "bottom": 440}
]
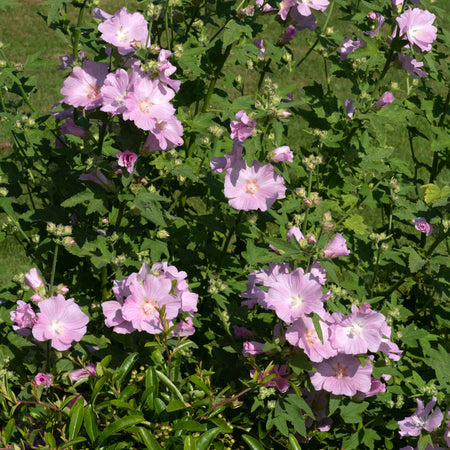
[
  {"left": 241, "top": 230, "right": 401, "bottom": 397},
  {"left": 58, "top": 7, "right": 183, "bottom": 153},
  {"left": 101, "top": 262, "right": 198, "bottom": 337}
]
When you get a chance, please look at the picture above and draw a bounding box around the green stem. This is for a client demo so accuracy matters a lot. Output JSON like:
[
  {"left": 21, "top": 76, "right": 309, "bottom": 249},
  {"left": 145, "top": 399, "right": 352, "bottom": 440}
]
[
  {"left": 301, "top": 169, "right": 314, "bottom": 234},
  {"left": 369, "top": 245, "right": 381, "bottom": 297},
  {"left": 217, "top": 210, "right": 243, "bottom": 271},
  {"left": 49, "top": 242, "right": 59, "bottom": 295},
  {"left": 295, "top": 0, "right": 334, "bottom": 69},
  {"left": 73, "top": 0, "right": 87, "bottom": 61},
  {"left": 164, "top": 0, "right": 171, "bottom": 51},
  {"left": 0, "top": 87, "right": 6, "bottom": 112},
  {"left": 101, "top": 266, "right": 108, "bottom": 302}
]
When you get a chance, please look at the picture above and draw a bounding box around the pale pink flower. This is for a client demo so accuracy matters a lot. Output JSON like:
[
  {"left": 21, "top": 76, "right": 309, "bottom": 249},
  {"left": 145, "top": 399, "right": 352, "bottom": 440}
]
[
  {"left": 374, "top": 91, "right": 394, "bottom": 109},
  {"left": 340, "top": 36, "right": 366, "bottom": 60},
  {"left": 60, "top": 61, "right": 108, "bottom": 109},
  {"left": 265, "top": 268, "right": 325, "bottom": 324},
  {"left": 101, "top": 69, "right": 135, "bottom": 115},
  {"left": 121, "top": 274, "right": 181, "bottom": 334},
  {"left": 243, "top": 341, "right": 266, "bottom": 357},
  {"left": 224, "top": 160, "right": 286, "bottom": 212},
  {"left": 310, "top": 262, "right": 326, "bottom": 285},
  {"left": 61, "top": 119, "right": 88, "bottom": 138},
  {"left": 116, "top": 150, "right": 137, "bottom": 174},
  {"left": 35, "top": 373, "right": 52, "bottom": 388},
  {"left": 444, "top": 418, "right": 450, "bottom": 447},
  {"left": 286, "top": 226, "right": 304, "bottom": 242},
  {"left": 397, "top": 52, "right": 428, "bottom": 78},
  {"left": 92, "top": 8, "right": 112, "bottom": 21},
  {"left": 323, "top": 232, "right": 350, "bottom": 258},
  {"left": 256, "top": 0, "right": 277, "bottom": 12},
  {"left": 296, "top": 0, "right": 329, "bottom": 16},
  {"left": 98, "top": 7, "right": 149, "bottom": 55},
  {"left": 32, "top": 295, "right": 89, "bottom": 351},
  {"left": 123, "top": 77, "right": 175, "bottom": 131},
  {"left": 413, "top": 217, "right": 434, "bottom": 236},
  {"left": 286, "top": 314, "right": 337, "bottom": 362},
  {"left": 310, "top": 355, "right": 373, "bottom": 396},
  {"left": 69, "top": 363, "right": 96, "bottom": 381},
  {"left": 156, "top": 50, "right": 181, "bottom": 92},
  {"left": 356, "top": 377, "right": 386, "bottom": 399},
  {"left": 230, "top": 110, "right": 257, "bottom": 142},
  {"left": 31, "top": 293, "right": 42, "bottom": 303},
  {"left": 396, "top": 8, "right": 437, "bottom": 52},
  {"left": 271, "top": 146, "right": 293, "bottom": 163},
  {"left": 24, "top": 268, "right": 43, "bottom": 290},
  {"left": 143, "top": 116, "right": 184, "bottom": 152},
  {"left": 11, "top": 301, "right": 36, "bottom": 337},
  {"left": 398, "top": 396, "right": 443, "bottom": 437}
]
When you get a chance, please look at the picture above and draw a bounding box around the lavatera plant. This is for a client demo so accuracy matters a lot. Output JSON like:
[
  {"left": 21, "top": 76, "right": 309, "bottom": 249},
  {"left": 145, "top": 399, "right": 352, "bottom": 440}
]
[{"left": 0, "top": 0, "right": 449, "bottom": 448}]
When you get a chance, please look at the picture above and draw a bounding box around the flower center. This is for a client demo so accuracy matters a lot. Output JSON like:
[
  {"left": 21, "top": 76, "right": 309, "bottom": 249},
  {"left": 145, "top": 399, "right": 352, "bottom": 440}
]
[
  {"left": 138, "top": 99, "right": 153, "bottom": 114},
  {"left": 332, "top": 362, "right": 348, "bottom": 379},
  {"left": 411, "top": 415, "right": 426, "bottom": 428},
  {"left": 245, "top": 179, "right": 259, "bottom": 194},
  {"left": 141, "top": 298, "right": 156, "bottom": 316},
  {"left": 116, "top": 26, "right": 130, "bottom": 43},
  {"left": 87, "top": 85, "right": 101, "bottom": 100},
  {"left": 346, "top": 321, "right": 363, "bottom": 338},
  {"left": 156, "top": 120, "right": 167, "bottom": 131},
  {"left": 50, "top": 320, "right": 65, "bottom": 335},
  {"left": 289, "top": 294, "right": 304, "bottom": 309},
  {"left": 305, "top": 328, "right": 318, "bottom": 345}
]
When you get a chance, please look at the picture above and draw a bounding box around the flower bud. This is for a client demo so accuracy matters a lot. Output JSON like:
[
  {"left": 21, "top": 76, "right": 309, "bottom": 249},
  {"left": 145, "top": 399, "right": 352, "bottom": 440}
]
[
  {"left": 0, "top": 187, "right": 8, "bottom": 197},
  {"left": 156, "top": 230, "right": 170, "bottom": 239}
]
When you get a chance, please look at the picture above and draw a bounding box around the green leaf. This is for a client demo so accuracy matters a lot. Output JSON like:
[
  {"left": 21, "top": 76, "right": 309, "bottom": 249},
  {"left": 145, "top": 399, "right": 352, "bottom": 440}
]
[
  {"left": 288, "top": 434, "right": 302, "bottom": 450},
  {"left": 242, "top": 434, "right": 265, "bottom": 450},
  {"left": 421, "top": 183, "right": 450, "bottom": 205},
  {"left": 135, "top": 427, "right": 163, "bottom": 449},
  {"left": 184, "top": 436, "right": 197, "bottom": 449},
  {"left": 97, "top": 415, "right": 145, "bottom": 445},
  {"left": 343, "top": 214, "right": 368, "bottom": 235},
  {"left": 4, "top": 418, "right": 15, "bottom": 442},
  {"left": 155, "top": 370, "right": 185, "bottom": 403},
  {"left": 166, "top": 399, "right": 188, "bottom": 412},
  {"left": 339, "top": 401, "right": 369, "bottom": 423},
  {"left": 114, "top": 353, "right": 138, "bottom": 386},
  {"left": 135, "top": 193, "right": 166, "bottom": 227},
  {"left": 173, "top": 420, "right": 207, "bottom": 432},
  {"left": 407, "top": 248, "right": 426, "bottom": 273},
  {"left": 60, "top": 438, "right": 87, "bottom": 449},
  {"left": 196, "top": 427, "right": 222, "bottom": 450},
  {"left": 84, "top": 405, "right": 98, "bottom": 444},
  {"left": 69, "top": 397, "right": 85, "bottom": 440}
]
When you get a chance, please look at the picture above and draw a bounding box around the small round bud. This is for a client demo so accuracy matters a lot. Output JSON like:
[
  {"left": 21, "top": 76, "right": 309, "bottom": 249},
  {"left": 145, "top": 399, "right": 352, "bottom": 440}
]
[{"left": 0, "top": 187, "right": 8, "bottom": 197}]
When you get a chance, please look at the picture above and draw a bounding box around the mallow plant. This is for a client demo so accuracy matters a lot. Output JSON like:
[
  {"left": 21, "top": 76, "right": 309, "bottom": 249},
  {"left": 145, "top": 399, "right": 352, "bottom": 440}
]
[{"left": 0, "top": 0, "right": 448, "bottom": 448}]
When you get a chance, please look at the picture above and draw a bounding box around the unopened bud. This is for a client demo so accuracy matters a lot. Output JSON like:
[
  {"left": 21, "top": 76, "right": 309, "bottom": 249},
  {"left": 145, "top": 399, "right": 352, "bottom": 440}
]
[
  {"left": 0, "top": 187, "right": 8, "bottom": 197},
  {"left": 156, "top": 230, "right": 170, "bottom": 239}
]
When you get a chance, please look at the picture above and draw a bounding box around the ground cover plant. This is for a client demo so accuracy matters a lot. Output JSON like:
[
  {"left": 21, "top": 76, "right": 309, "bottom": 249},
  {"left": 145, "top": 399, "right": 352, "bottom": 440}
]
[{"left": 0, "top": 0, "right": 449, "bottom": 448}]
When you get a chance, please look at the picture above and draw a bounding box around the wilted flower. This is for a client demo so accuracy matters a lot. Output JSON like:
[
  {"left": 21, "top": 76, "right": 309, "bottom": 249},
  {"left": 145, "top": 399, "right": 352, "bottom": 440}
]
[
  {"left": 11, "top": 301, "right": 36, "bottom": 337},
  {"left": 412, "top": 217, "right": 434, "bottom": 236},
  {"left": 270, "top": 146, "right": 293, "bottom": 163},
  {"left": 116, "top": 151, "right": 138, "bottom": 174},
  {"left": 340, "top": 36, "right": 366, "bottom": 61},
  {"left": 397, "top": 52, "right": 428, "bottom": 78},
  {"left": 35, "top": 373, "right": 52, "bottom": 388},
  {"left": 374, "top": 91, "right": 394, "bottom": 109},
  {"left": 230, "top": 110, "right": 257, "bottom": 142},
  {"left": 69, "top": 363, "right": 96, "bottom": 381}
]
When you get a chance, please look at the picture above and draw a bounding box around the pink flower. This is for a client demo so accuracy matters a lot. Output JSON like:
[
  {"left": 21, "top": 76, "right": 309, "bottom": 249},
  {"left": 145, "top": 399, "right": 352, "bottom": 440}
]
[
  {"left": 60, "top": 60, "right": 108, "bottom": 109},
  {"left": 35, "top": 373, "right": 52, "bottom": 388},
  {"left": 329, "top": 303, "right": 387, "bottom": 355},
  {"left": 98, "top": 7, "right": 149, "bottom": 55},
  {"left": 123, "top": 77, "right": 175, "bottom": 131},
  {"left": 271, "top": 146, "right": 293, "bottom": 163},
  {"left": 254, "top": 39, "right": 265, "bottom": 57},
  {"left": 356, "top": 377, "right": 386, "bottom": 399},
  {"left": 286, "top": 226, "right": 304, "bottom": 242},
  {"left": 210, "top": 141, "right": 243, "bottom": 174},
  {"left": 396, "top": 8, "right": 437, "bottom": 52},
  {"left": 310, "top": 355, "right": 373, "bottom": 396},
  {"left": 286, "top": 314, "right": 337, "bottom": 362},
  {"left": 92, "top": 8, "right": 112, "bottom": 20},
  {"left": 230, "top": 110, "right": 257, "bottom": 142},
  {"left": 398, "top": 396, "right": 443, "bottom": 437},
  {"left": 24, "top": 268, "right": 43, "bottom": 290},
  {"left": 69, "top": 363, "right": 96, "bottom": 382},
  {"left": 413, "top": 217, "right": 434, "bottom": 236},
  {"left": 11, "top": 301, "right": 36, "bottom": 337},
  {"left": 281, "top": 25, "right": 297, "bottom": 42},
  {"left": 364, "top": 12, "right": 385, "bottom": 38},
  {"left": 101, "top": 69, "right": 135, "bottom": 115},
  {"left": 251, "top": 364, "right": 290, "bottom": 393},
  {"left": 116, "top": 150, "right": 137, "bottom": 174},
  {"left": 121, "top": 274, "right": 180, "bottom": 334},
  {"left": 296, "top": 0, "right": 329, "bottom": 16},
  {"left": 340, "top": 36, "right": 366, "bottom": 61},
  {"left": 172, "top": 316, "right": 195, "bottom": 337},
  {"left": 397, "top": 52, "right": 428, "bottom": 78},
  {"left": 67, "top": 394, "right": 88, "bottom": 408},
  {"left": 143, "top": 116, "right": 184, "bottom": 152},
  {"left": 32, "top": 295, "right": 89, "bottom": 351},
  {"left": 265, "top": 268, "right": 325, "bottom": 324},
  {"left": 323, "top": 232, "right": 350, "bottom": 258},
  {"left": 233, "top": 326, "right": 254, "bottom": 339},
  {"left": 374, "top": 91, "right": 394, "bottom": 109},
  {"left": 345, "top": 99, "right": 356, "bottom": 118},
  {"left": 224, "top": 160, "right": 286, "bottom": 212},
  {"left": 243, "top": 341, "right": 266, "bottom": 357}
]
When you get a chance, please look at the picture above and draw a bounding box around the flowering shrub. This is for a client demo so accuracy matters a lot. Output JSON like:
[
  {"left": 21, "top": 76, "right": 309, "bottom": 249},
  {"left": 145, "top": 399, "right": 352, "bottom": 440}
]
[{"left": 0, "top": 0, "right": 448, "bottom": 448}]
